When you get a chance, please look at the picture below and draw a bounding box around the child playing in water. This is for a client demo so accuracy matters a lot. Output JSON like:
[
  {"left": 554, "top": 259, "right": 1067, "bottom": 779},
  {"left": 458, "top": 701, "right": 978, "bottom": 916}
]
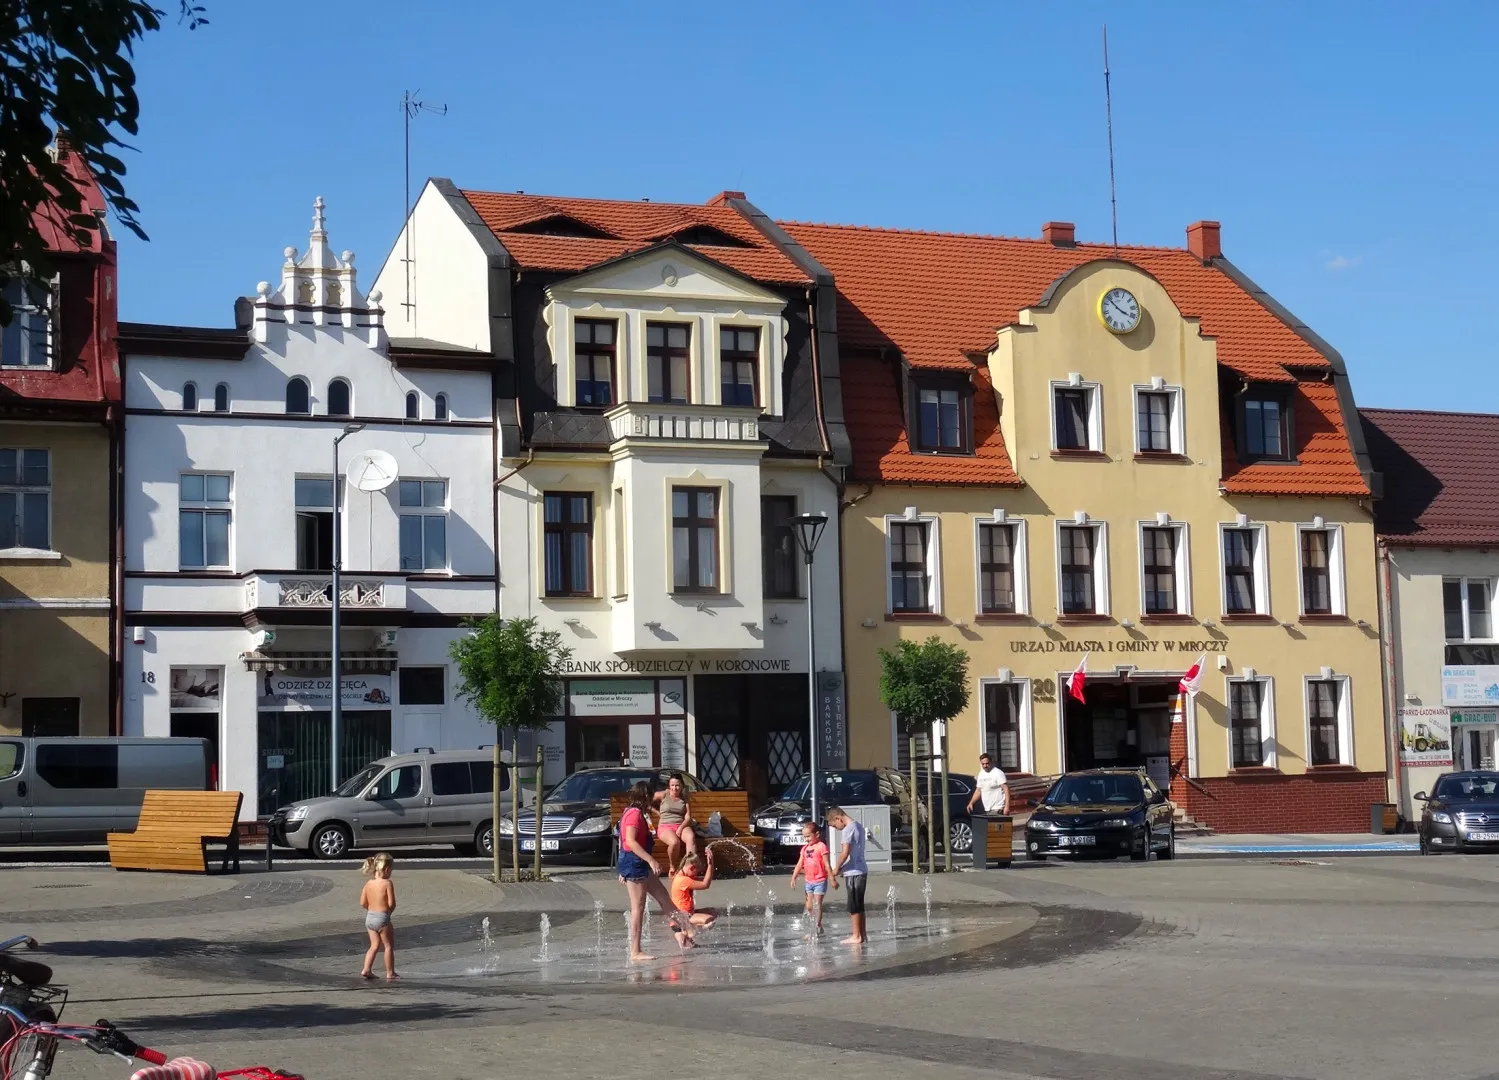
[
  {"left": 359, "top": 852, "right": 398, "bottom": 980},
  {"left": 670, "top": 846, "right": 718, "bottom": 932},
  {"left": 789, "top": 821, "right": 835, "bottom": 936}
]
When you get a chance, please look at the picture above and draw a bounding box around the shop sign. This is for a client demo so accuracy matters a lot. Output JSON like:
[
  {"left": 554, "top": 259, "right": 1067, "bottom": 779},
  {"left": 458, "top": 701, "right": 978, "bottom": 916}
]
[
  {"left": 659, "top": 679, "right": 685, "bottom": 715},
  {"left": 258, "top": 672, "right": 392, "bottom": 711},
  {"left": 817, "top": 671, "right": 848, "bottom": 771},
  {"left": 627, "top": 724, "right": 654, "bottom": 768},
  {"left": 537, "top": 722, "right": 566, "bottom": 773},
  {"left": 1452, "top": 709, "right": 1499, "bottom": 725},
  {"left": 1398, "top": 705, "right": 1453, "bottom": 766},
  {"left": 568, "top": 678, "right": 657, "bottom": 716},
  {"left": 560, "top": 656, "right": 797, "bottom": 674},
  {"left": 660, "top": 717, "right": 686, "bottom": 769},
  {"left": 1009, "top": 636, "right": 1224, "bottom": 655},
  {"left": 1442, "top": 666, "right": 1499, "bottom": 707}
]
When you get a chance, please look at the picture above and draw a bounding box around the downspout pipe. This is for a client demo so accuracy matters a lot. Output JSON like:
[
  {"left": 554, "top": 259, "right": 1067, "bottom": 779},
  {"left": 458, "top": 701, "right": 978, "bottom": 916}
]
[{"left": 1378, "top": 540, "right": 1403, "bottom": 816}]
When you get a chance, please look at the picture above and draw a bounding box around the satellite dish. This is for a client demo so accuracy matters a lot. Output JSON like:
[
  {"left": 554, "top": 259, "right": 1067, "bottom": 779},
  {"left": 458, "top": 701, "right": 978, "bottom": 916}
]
[{"left": 351, "top": 449, "right": 399, "bottom": 492}]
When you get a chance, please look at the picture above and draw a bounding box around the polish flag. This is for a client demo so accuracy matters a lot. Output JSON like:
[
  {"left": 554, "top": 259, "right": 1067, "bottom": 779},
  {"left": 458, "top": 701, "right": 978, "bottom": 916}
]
[
  {"left": 1178, "top": 653, "right": 1207, "bottom": 697},
  {"left": 1067, "top": 653, "right": 1089, "bottom": 703}
]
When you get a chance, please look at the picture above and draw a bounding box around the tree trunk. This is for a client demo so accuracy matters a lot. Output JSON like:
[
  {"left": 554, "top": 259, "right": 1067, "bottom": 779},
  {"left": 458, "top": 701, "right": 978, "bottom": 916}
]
[
  {"left": 925, "top": 747, "right": 935, "bottom": 875},
  {"left": 940, "top": 726, "right": 952, "bottom": 873},
  {"left": 491, "top": 738, "right": 502, "bottom": 883},
  {"left": 532, "top": 744, "right": 544, "bottom": 879},
  {"left": 511, "top": 732, "right": 520, "bottom": 880},
  {"left": 909, "top": 733, "right": 919, "bottom": 875}
]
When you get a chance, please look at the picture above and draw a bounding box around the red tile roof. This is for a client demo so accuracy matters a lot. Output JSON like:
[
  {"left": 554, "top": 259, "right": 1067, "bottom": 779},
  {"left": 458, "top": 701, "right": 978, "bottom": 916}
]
[
  {"left": 782, "top": 221, "right": 1365, "bottom": 494},
  {"left": 459, "top": 190, "right": 811, "bottom": 286},
  {"left": 1361, "top": 408, "right": 1499, "bottom": 545},
  {"left": 30, "top": 147, "right": 107, "bottom": 254}
]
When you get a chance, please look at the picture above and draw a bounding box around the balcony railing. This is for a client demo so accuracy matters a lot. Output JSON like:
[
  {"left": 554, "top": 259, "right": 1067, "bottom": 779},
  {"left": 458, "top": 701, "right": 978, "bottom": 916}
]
[
  {"left": 244, "top": 572, "right": 406, "bottom": 611},
  {"left": 606, "top": 402, "right": 764, "bottom": 446}
]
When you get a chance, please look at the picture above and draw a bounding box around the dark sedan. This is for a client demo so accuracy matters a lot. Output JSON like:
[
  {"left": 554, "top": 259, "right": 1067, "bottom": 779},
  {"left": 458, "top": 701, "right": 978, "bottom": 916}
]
[
  {"left": 498, "top": 767, "right": 706, "bottom": 864},
  {"left": 914, "top": 772, "right": 977, "bottom": 853},
  {"left": 1025, "top": 769, "right": 1175, "bottom": 861},
  {"left": 1417, "top": 771, "right": 1499, "bottom": 854}
]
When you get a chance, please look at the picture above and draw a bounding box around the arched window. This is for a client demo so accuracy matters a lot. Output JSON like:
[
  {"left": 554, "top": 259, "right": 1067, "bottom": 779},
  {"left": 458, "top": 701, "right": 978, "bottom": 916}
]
[
  {"left": 405, "top": 391, "right": 418, "bottom": 420},
  {"left": 182, "top": 382, "right": 197, "bottom": 411},
  {"left": 434, "top": 393, "right": 449, "bottom": 421},
  {"left": 327, "top": 378, "right": 351, "bottom": 417},
  {"left": 214, "top": 383, "right": 229, "bottom": 412},
  {"left": 285, "top": 377, "right": 310, "bottom": 414}
]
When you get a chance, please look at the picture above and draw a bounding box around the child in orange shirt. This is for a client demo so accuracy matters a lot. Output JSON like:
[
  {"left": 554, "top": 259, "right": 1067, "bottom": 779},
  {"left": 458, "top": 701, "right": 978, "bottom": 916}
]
[{"left": 670, "top": 847, "right": 718, "bottom": 932}]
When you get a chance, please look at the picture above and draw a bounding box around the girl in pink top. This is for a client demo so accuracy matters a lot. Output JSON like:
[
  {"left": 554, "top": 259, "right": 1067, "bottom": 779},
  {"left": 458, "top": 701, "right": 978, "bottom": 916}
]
[
  {"left": 789, "top": 821, "right": 836, "bottom": 935},
  {"left": 618, "top": 780, "right": 694, "bottom": 961}
]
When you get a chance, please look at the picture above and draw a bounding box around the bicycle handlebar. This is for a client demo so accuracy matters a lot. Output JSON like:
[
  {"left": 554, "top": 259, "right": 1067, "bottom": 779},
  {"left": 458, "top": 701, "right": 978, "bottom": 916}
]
[{"left": 89, "top": 1020, "right": 167, "bottom": 1065}]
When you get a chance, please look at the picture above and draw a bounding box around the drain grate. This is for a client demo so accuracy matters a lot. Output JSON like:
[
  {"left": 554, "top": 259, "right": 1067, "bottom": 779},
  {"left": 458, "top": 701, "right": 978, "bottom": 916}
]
[{"left": 33, "top": 883, "right": 89, "bottom": 889}]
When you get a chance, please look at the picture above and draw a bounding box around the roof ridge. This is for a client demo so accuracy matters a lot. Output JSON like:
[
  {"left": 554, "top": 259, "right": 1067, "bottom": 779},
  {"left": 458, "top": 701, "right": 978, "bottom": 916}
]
[
  {"left": 1362, "top": 406, "right": 1499, "bottom": 422},
  {"left": 460, "top": 187, "right": 739, "bottom": 216},
  {"left": 776, "top": 218, "right": 1188, "bottom": 253}
]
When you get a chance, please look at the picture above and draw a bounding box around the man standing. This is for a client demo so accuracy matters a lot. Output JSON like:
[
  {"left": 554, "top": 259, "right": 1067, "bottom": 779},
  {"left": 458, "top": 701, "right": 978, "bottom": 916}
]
[{"left": 967, "top": 753, "right": 1009, "bottom": 817}]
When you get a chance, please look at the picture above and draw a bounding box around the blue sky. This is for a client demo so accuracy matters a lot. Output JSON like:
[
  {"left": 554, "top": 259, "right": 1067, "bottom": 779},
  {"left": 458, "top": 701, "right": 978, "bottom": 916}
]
[{"left": 117, "top": 1, "right": 1497, "bottom": 411}]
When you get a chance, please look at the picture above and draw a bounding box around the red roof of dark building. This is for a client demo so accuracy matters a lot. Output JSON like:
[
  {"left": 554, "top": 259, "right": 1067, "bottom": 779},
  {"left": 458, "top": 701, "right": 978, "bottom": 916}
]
[{"left": 1361, "top": 408, "right": 1499, "bottom": 545}]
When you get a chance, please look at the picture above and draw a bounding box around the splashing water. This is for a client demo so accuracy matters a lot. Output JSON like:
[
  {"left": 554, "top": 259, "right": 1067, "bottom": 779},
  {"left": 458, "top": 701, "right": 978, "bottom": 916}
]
[
  {"left": 535, "top": 913, "right": 552, "bottom": 963},
  {"left": 922, "top": 876, "right": 933, "bottom": 929},
  {"left": 479, "top": 915, "right": 497, "bottom": 969},
  {"left": 885, "top": 885, "right": 899, "bottom": 935},
  {"left": 725, "top": 901, "right": 735, "bottom": 935},
  {"left": 593, "top": 900, "right": 605, "bottom": 957},
  {"left": 762, "top": 890, "right": 778, "bottom": 958}
]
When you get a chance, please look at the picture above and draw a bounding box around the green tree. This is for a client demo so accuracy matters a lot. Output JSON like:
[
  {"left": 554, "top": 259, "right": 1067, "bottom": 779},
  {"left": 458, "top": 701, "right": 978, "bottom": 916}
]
[
  {"left": 450, "top": 616, "right": 571, "bottom": 881},
  {"left": 878, "top": 636, "right": 970, "bottom": 873},
  {"left": 1, "top": 1, "right": 206, "bottom": 320}
]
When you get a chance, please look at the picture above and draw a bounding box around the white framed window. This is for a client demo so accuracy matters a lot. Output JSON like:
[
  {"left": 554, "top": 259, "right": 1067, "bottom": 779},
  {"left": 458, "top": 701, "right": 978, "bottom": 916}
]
[
  {"left": 0, "top": 277, "right": 54, "bottom": 369},
  {"left": 285, "top": 377, "right": 310, "bottom": 415},
  {"left": 1219, "top": 521, "right": 1270, "bottom": 616},
  {"left": 1297, "top": 522, "right": 1345, "bottom": 616},
  {"left": 1050, "top": 380, "right": 1103, "bottom": 452},
  {"left": 1227, "top": 673, "right": 1276, "bottom": 769},
  {"left": 294, "top": 476, "right": 337, "bottom": 572},
  {"left": 980, "top": 677, "right": 1033, "bottom": 773},
  {"left": 1444, "top": 577, "right": 1494, "bottom": 641},
  {"left": 1305, "top": 674, "right": 1353, "bottom": 766},
  {"left": 434, "top": 393, "right": 449, "bottom": 421},
  {"left": 974, "top": 514, "right": 1028, "bottom": 615},
  {"left": 1055, "top": 519, "right": 1109, "bottom": 616},
  {"left": 327, "top": 378, "right": 352, "bottom": 417},
  {"left": 1133, "top": 383, "right": 1184, "bottom": 455},
  {"left": 886, "top": 513, "right": 941, "bottom": 615},
  {"left": 399, "top": 479, "right": 448, "bottom": 571},
  {"left": 1138, "top": 520, "right": 1190, "bottom": 616},
  {"left": 179, "top": 472, "right": 231, "bottom": 570},
  {"left": 404, "top": 391, "right": 418, "bottom": 420},
  {"left": 0, "top": 449, "right": 51, "bottom": 552}
]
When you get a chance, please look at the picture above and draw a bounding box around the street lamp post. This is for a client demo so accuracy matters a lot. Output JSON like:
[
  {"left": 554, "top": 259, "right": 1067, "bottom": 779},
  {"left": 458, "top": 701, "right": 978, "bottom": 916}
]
[
  {"left": 789, "top": 512, "right": 829, "bottom": 825},
  {"left": 330, "top": 422, "right": 365, "bottom": 791}
]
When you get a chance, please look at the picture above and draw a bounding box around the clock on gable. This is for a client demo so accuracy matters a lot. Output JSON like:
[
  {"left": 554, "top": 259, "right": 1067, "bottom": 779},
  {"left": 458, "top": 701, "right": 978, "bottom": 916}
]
[{"left": 1098, "top": 287, "right": 1141, "bottom": 334}]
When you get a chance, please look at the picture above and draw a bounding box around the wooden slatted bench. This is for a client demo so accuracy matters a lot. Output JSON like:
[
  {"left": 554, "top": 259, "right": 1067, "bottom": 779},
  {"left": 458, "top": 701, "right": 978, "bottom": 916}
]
[
  {"left": 609, "top": 790, "right": 765, "bottom": 874},
  {"left": 107, "top": 790, "right": 243, "bottom": 874}
]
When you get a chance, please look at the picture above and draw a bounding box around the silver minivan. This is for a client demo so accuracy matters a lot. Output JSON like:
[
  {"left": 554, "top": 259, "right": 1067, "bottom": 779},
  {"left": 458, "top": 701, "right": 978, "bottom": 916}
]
[
  {"left": 268, "top": 749, "right": 511, "bottom": 859},
  {"left": 0, "top": 736, "right": 214, "bottom": 844}
]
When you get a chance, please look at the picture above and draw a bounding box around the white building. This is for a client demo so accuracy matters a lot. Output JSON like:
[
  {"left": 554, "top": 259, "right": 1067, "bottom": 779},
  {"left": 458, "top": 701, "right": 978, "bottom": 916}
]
[
  {"left": 119, "top": 200, "right": 497, "bottom": 819},
  {"left": 372, "top": 182, "right": 850, "bottom": 795}
]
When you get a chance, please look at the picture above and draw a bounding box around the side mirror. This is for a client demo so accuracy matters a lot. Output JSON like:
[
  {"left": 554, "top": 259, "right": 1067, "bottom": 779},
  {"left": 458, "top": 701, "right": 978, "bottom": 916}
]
[
  {"left": 363, "top": 789, "right": 379, "bottom": 801},
  {"left": 1413, "top": 792, "right": 1429, "bottom": 802}
]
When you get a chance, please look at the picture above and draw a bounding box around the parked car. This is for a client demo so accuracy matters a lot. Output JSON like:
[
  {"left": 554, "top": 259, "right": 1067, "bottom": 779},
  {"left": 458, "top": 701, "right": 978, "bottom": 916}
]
[
  {"left": 1024, "top": 769, "right": 1175, "bottom": 861},
  {"left": 0, "top": 736, "right": 213, "bottom": 844},
  {"left": 269, "top": 748, "right": 508, "bottom": 859},
  {"left": 499, "top": 767, "right": 708, "bottom": 864},
  {"left": 750, "top": 768, "right": 927, "bottom": 863},
  {"left": 913, "top": 772, "right": 977, "bottom": 853},
  {"left": 1416, "top": 771, "right": 1499, "bottom": 854}
]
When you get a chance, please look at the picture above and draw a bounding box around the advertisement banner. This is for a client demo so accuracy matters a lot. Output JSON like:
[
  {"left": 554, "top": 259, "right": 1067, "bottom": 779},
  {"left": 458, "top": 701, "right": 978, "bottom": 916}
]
[
  {"left": 257, "top": 672, "right": 392, "bottom": 711},
  {"left": 817, "top": 671, "right": 848, "bottom": 771},
  {"left": 660, "top": 717, "right": 686, "bottom": 769},
  {"left": 568, "top": 678, "right": 657, "bottom": 716},
  {"left": 1398, "top": 705, "right": 1453, "bottom": 766},
  {"left": 1441, "top": 666, "right": 1499, "bottom": 707}
]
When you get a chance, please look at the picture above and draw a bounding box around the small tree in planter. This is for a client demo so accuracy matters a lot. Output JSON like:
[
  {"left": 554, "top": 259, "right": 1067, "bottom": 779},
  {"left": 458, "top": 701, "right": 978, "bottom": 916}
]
[
  {"left": 451, "top": 616, "right": 571, "bottom": 882},
  {"left": 878, "top": 636, "right": 970, "bottom": 874}
]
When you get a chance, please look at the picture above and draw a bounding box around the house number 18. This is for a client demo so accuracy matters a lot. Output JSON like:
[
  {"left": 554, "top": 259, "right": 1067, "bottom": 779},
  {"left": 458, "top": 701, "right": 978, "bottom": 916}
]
[{"left": 141, "top": 672, "right": 156, "bottom": 684}]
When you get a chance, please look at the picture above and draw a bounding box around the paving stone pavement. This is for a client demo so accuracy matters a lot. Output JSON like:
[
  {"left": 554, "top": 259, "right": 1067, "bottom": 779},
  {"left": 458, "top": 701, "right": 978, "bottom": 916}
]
[{"left": 5, "top": 855, "right": 1499, "bottom": 1080}]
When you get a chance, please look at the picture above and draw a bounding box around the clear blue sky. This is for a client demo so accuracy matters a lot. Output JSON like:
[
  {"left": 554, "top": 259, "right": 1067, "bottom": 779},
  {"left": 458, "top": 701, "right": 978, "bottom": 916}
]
[{"left": 117, "top": 1, "right": 1497, "bottom": 412}]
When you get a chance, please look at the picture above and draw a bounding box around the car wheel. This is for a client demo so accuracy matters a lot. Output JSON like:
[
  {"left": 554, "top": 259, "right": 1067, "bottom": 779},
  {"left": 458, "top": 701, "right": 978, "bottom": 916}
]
[
  {"left": 311, "top": 823, "right": 351, "bottom": 860},
  {"left": 476, "top": 821, "right": 494, "bottom": 859},
  {"left": 1158, "top": 827, "right": 1177, "bottom": 861},
  {"left": 1418, "top": 832, "right": 1432, "bottom": 855},
  {"left": 949, "top": 818, "right": 974, "bottom": 854},
  {"left": 1130, "top": 829, "right": 1150, "bottom": 861}
]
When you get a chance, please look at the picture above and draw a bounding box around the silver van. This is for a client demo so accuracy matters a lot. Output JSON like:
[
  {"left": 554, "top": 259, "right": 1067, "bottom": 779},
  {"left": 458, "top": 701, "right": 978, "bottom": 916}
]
[
  {"left": 0, "top": 736, "right": 213, "bottom": 844},
  {"left": 267, "top": 748, "right": 511, "bottom": 859}
]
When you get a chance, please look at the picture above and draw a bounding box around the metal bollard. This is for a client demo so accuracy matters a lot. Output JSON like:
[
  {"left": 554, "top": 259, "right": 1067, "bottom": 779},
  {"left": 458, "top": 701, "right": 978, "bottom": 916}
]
[{"left": 264, "top": 786, "right": 278, "bottom": 871}]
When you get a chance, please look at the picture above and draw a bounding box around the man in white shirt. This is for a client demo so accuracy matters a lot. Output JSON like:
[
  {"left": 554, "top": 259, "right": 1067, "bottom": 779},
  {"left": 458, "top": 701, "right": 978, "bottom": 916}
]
[{"left": 967, "top": 753, "right": 1009, "bottom": 816}]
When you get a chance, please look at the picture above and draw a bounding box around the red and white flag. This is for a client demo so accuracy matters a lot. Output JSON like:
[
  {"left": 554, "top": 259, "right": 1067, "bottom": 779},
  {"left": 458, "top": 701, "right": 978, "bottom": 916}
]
[
  {"left": 1178, "top": 653, "right": 1207, "bottom": 697},
  {"left": 1067, "top": 652, "right": 1089, "bottom": 703}
]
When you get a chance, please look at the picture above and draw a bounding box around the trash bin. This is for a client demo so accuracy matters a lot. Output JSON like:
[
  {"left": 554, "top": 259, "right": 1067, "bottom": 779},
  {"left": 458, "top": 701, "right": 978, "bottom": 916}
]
[
  {"left": 1370, "top": 803, "right": 1398, "bottom": 835},
  {"left": 972, "top": 812, "right": 989, "bottom": 869},
  {"left": 970, "top": 813, "right": 1013, "bottom": 869}
]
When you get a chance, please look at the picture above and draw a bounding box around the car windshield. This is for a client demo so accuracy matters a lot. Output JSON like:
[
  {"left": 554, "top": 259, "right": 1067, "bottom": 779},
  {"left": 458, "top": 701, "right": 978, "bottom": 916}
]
[
  {"left": 1046, "top": 774, "right": 1144, "bottom": 805},
  {"left": 1433, "top": 775, "right": 1499, "bottom": 800},
  {"left": 544, "top": 771, "right": 656, "bottom": 804},
  {"left": 781, "top": 773, "right": 882, "bottom": 804},
  {"left": 333, "top": 764, "right": 382, "bottom": 798}
]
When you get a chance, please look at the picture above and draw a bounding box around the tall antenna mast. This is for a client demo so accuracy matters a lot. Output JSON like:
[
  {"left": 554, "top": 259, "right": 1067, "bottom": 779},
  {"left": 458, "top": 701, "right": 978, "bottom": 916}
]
[
  {"left": 1103, "top": 26, "right": 1119, "bottom": 250},
  {"left": 401, "top": 89, "right": 448, "bottom": 323}
]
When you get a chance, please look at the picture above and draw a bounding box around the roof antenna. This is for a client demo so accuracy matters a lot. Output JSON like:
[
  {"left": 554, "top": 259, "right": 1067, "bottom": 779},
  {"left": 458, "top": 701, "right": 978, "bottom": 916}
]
[
  {"left": 401, "top": 89, "right": 448, "bottom": 324},
  {"left": 1103, "top": 26, "right": 1119, "bottom": 250}
]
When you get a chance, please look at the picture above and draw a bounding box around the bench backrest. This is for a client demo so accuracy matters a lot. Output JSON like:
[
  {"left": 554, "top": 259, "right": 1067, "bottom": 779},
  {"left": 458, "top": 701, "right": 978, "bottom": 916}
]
[
  {"left": 135, "top": 790, "right": 243, "bottom": 835},
  {"left": 609, "top": 790, "right": 753, "bottom": 836}
]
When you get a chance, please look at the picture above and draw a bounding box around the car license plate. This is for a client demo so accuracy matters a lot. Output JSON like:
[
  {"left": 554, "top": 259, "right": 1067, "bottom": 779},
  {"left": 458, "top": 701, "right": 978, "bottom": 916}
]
[
  {"left": 1469, "top": 830, "right": 1499, "bottom": 842},
  {"left": 1057, "top": 835, "right": 1096, "bottom": 847},
  {"left": 520, "top": 839, "right": 560, "bottom": 851}
]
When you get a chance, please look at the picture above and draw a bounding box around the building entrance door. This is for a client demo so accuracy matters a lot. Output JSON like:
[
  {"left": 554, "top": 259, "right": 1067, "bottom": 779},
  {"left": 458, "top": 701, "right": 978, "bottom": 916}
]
[
  {"left": 1459, "top": 726, "right": 1497, "bottom": 771},
  {"left": 1061, "top": 678, "right": 1179, "bottom": 772}
]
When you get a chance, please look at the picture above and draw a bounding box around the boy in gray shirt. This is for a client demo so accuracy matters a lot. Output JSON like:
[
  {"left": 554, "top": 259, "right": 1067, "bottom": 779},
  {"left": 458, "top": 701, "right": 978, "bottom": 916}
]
[{"left": 826, "top": 806, "right": 868, "bottom": 944}]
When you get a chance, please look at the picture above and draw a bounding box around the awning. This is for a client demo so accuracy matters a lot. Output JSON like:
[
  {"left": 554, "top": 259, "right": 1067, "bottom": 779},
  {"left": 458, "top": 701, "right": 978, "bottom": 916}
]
[{"left": 240, "top": 650, "right": 398, "bottom": 673}]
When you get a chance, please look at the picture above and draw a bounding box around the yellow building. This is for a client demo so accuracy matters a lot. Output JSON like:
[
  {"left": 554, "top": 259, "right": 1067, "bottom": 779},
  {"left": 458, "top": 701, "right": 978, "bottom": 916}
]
[
  {"left": 786, "top": 218, "right": 1387, "bottom": 832},
  {"left": 0, "top": 151, "right": 120, "bottom": 737}
]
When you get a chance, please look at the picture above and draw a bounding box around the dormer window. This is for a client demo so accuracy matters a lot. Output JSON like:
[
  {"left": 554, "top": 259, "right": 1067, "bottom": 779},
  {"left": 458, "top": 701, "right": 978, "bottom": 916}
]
[
  {"left": 327, "top": 378, "right": 351, "bottom": 417},
  {"left": 1240, "top": 387, "right": 1293, "bottom": 462},
  {"left": 0, "top": 278, "right": 53, "bottom": 369},
  {"left": 285, "top": 377, "right": 310, "bottom": 415},
  {"left": 647, "top": 323, "right": 690, "bottom": 404},
  {"left": 910, "top": 377, "right": 971, "bottom": 454}
]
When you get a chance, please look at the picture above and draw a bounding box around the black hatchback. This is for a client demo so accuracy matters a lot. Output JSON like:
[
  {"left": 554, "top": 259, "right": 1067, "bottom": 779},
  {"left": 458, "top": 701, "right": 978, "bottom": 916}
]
[
  {"left": 1024, "top": 769, "right": 1176, "bottom": 861},
  {"left": 1417, "top": 771, "right": 1499, "bottom": 854}
]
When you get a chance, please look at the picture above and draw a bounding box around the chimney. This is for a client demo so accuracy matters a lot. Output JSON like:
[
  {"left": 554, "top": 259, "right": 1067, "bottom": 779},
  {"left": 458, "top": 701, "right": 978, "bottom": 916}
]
[
  {"left": 1042, "top": 221, "right": 1075, "bottom": 246},
  {"left": 1187, "top": 220, "right": 1221, "bottom": 262},
  {"left": 707, "top": 190, "right": 747, "bottom": 206}
]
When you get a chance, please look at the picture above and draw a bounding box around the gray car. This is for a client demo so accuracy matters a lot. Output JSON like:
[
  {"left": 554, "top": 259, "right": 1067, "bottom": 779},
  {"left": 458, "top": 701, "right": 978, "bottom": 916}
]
[{"left": 268, "top": 749, "right": 509, "bottom": 859}]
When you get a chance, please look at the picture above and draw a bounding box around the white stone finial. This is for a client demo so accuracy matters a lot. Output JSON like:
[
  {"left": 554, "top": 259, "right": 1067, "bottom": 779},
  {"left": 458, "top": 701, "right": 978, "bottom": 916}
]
[
  {"left": 312, "top": 196, "right": 326, "bottom": 233},
  {"left": 368, "top": 288, "right": 382, "bottom": 305},
  {"left": 283, "top": 246, "right": 297, "bottom": 263},
  {"left": 256, "top": 281, "right": 271, "bottom": 297},
  {"left": 341, "top": 250, "right": 354, "bottom": 267}
]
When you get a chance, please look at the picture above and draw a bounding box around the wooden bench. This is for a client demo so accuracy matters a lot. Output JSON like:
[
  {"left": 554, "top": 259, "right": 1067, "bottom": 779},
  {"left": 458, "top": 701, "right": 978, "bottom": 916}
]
[
  {"left": 609, "top": 790, "right": 765, "bottom": 874},
  {"left": 107, "top": 790, "right": 243, "bottom": 874}
]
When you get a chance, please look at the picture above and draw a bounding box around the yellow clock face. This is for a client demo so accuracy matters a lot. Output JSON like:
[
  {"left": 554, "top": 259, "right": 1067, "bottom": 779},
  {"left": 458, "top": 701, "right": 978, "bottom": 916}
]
[{"left": 1099, "top": 287, "right": 1141, "bottom": 334}]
